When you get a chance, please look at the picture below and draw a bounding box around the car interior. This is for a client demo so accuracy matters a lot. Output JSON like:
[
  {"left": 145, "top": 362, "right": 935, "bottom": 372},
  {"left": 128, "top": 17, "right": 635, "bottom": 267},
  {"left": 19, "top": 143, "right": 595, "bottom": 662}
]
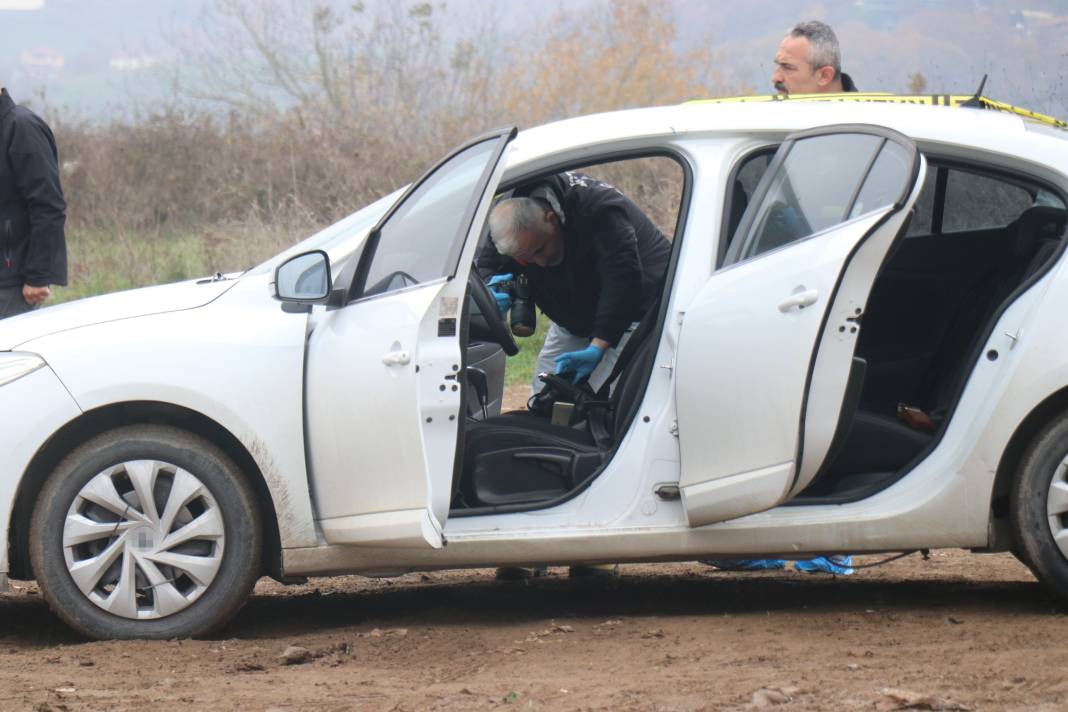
[
  {"left": 726, "top": 154, "right": 1067, "bottom": 504},
  {"left": 451, "top": 145, "right": 1068, "bottom": 518},
  {"left": 797, "top": 162, "right": 1067, "bottom": 502},
  {"left": 452, "top": 156, "right": 687, "bottom": 516}
]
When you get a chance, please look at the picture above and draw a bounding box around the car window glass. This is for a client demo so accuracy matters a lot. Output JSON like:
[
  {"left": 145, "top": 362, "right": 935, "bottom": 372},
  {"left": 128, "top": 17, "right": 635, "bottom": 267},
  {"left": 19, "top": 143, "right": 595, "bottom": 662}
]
[
  {"left": 362, "top": 139, "right": 498, "bottom": 297},
  {"left": 905, "top": 168, "right": 937, "bottom": 236},
  {"left": 741, "top": 133, "right": 882, "bottom": 259},
  {"left": 1036, "top": 188, "right": 1064, "bottom": 208},
  {"left": 737, "top": 152, "right": 773, "bottom": 196},
  {"left": 250, "top": 189, "right": 403, "bottom": 276},
  {"left": 579, "top": 156, "right": 686, "bottom": 239},
  {"left": 725, "top": 151, "right": 774, "bottom": 248},
  {"left": 849, "top": 141, "right": 912, "bottom": 218},
  {"left": 943, "top": 169, "right": 1032, "bottom": 233}
]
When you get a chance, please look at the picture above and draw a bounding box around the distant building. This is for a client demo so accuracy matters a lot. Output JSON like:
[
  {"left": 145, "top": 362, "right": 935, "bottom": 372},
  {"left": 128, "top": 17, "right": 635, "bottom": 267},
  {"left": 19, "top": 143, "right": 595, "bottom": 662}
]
[
  {"left": 109, "top": 53, "right": 158, "bottom": 72},
  {"left": 0, "top": 0, "right": 45, "bottom": 10}
]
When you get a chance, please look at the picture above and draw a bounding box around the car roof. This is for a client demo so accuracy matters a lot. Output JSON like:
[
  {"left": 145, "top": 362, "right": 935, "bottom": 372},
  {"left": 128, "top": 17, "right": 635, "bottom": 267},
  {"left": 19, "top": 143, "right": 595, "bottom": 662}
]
[
  {"left": 688, "top": 93, "right": 1068, "bottom": 130},
  {"left": 505, "top": 99, "right": 1068, "bottom": 177}
]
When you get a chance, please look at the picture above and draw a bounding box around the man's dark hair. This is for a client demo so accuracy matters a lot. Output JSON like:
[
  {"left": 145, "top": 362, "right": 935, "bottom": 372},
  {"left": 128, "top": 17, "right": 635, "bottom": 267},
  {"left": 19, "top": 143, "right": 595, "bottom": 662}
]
[{"left": 788, "top": 20, "right": 841, "bottom": 78}]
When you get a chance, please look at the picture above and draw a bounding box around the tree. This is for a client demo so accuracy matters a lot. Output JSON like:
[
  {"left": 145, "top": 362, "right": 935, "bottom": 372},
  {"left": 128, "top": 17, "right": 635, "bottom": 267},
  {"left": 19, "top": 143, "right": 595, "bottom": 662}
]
[
  {"left": 167, "top": 0, "right": 498, "bottom": 142},
  {"left": 495, "top": 0, "right": 732, "bottom": 127},
  {"left": 908, "top": 72, "right": 928, "bottom": 94}
]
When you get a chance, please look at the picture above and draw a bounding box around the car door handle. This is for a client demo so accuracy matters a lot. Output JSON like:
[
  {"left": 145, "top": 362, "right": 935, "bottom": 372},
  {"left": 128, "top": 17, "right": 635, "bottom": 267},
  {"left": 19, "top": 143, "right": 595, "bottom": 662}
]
[
  {"left": 381, "top": 350, "right": 411, "bottom": 366},
  {"left": 778, "top": 288, "right": 819, "bottom": 312}
]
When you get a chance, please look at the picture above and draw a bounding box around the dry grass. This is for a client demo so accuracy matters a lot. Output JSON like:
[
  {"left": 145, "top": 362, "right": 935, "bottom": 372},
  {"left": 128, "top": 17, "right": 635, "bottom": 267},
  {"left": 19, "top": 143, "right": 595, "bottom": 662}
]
[{"left": 44, "top": 0, "right": 715, "bottom": 309}]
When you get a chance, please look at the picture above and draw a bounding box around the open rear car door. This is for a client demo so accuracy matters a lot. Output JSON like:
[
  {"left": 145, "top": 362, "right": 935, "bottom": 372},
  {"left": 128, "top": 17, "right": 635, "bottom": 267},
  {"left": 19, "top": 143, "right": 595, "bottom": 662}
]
[{"left": 675, "top": 125, "right": 927, "bottom": 526}]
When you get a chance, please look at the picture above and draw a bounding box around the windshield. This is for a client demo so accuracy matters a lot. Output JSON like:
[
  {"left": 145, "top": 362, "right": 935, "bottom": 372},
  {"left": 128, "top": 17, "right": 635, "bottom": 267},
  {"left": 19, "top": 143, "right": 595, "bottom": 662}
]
[{"left": 248, "top": 187, "right": 406, "bottom": 275}]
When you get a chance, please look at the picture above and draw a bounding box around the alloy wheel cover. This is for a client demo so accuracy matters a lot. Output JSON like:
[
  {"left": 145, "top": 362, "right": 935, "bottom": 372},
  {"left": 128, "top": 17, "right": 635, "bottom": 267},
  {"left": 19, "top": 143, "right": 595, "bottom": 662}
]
[
  {"left": 1047, "top": 454, "right": 1068, "bottom": 561},
  {"left": 62, "top": 459, "right": 226, "bottom": 620}
]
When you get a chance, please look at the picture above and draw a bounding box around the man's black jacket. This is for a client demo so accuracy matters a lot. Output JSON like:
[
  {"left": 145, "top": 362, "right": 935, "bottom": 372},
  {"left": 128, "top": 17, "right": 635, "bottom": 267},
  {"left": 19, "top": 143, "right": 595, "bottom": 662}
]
[
  {"left": 479, "top": 172, "right": 671, "bottom": 346},
  {"left": 0, "top": 88, "right": 67, "bottom": 288}
]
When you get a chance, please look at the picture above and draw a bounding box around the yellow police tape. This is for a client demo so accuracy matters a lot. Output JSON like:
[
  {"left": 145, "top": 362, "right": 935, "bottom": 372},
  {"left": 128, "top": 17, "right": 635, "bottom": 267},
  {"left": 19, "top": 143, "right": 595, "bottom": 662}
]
[{"left": 686, "top": 93, "right": 1068, "bottom": 130}]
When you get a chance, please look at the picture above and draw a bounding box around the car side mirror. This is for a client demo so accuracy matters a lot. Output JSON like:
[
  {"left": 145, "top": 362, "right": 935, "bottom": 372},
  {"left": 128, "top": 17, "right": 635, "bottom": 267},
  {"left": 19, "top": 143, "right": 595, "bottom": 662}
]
[{"left": 272, "top": 250, "right": 332, "bottom": 304}]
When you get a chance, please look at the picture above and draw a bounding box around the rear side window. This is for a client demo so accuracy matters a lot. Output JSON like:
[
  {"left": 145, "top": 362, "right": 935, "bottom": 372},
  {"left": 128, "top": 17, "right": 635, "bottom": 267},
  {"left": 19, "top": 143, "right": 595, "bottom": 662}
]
[
  {"left": 905, "top": 166, "right": 1066, "bottom": 238},
  {"left": 905, "top": 169, "right": 937, "bottom": 236},
  {"left": 721, "top": 150, "right": 775, "bottom": 265},
  {"left": 849, "top": 141, "right": 913, "bottom": 219},
  {"left": 737, "top": 132, "right": 913, "bottom": 262},
  {"left": 943, "top": 170, "right": 1032, "bottom": 232}
]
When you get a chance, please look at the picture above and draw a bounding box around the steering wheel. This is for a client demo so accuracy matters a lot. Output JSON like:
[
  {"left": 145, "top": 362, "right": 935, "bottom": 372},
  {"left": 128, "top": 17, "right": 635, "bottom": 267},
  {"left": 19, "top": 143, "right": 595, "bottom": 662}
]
[{"left": 467, "top": 270, "right": 519, "bottom": 356}]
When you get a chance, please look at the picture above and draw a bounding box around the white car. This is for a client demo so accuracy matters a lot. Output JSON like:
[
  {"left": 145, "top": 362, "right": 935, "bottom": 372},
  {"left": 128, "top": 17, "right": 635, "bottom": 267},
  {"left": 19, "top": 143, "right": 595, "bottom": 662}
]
[{"left": 4, "top": 96, "right": 1068, "bottom": 639}]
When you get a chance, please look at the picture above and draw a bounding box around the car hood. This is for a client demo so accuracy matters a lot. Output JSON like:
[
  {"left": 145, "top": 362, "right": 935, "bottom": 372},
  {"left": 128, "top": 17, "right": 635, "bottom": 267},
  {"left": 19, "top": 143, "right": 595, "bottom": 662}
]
[{"left": 0, "top": 275, "right": 241, "bottom": 350}]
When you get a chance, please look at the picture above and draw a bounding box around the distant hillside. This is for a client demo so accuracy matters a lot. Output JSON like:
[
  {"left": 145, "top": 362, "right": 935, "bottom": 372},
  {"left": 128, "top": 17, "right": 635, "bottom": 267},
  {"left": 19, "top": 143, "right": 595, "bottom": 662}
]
[
  {"left": 673, "top": 0, "right": 1068, "bottom": 115},
  {"left": 1, "top": 0, "right": 1065, "bottom": 119}
]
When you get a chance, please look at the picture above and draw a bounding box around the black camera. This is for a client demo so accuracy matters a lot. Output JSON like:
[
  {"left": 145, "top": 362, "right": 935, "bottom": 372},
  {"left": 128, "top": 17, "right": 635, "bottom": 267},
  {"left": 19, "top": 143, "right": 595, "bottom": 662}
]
[{"left": 492, "top": 273, "right": 537, "bottom": 337}]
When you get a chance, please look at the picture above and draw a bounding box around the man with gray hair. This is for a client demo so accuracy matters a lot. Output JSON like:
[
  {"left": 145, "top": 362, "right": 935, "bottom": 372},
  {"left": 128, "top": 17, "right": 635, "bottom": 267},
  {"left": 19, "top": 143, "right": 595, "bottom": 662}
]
[
  {"left": 772, "top": 20, "right": 858, "bottom": 95},
  {"left": 482, "top": 171, "right": 670, "bottom": 394}
]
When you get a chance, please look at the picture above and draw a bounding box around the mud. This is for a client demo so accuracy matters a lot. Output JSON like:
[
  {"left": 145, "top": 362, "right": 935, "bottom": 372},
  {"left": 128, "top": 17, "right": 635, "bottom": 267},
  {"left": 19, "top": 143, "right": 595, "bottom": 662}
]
[
  {"left": 2, "top": 551, "right": 1067, "bottom": 711},
  {"left": 4, "top": 388, "right": 1065, "bottom": 710}
]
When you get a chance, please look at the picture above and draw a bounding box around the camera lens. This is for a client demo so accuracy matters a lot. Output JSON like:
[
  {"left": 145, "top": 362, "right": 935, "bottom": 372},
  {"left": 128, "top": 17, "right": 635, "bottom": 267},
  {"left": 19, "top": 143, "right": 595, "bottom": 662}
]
[{"left": 510, "top": 274, "right": 536, "bottom": 337}]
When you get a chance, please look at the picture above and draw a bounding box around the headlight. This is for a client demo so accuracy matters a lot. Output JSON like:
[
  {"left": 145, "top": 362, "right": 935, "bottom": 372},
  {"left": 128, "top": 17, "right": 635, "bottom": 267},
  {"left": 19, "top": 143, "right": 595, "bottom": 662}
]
[{"left": 0, "top": 352, "right": 45, "bottom": 388}]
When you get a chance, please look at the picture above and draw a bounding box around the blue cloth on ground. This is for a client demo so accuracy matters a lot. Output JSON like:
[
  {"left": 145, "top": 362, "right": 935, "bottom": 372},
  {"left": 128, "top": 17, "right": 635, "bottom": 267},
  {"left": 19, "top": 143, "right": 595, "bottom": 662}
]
[
  {"left": 702, "top": 556, "right": 854, "bottom": 575},
  {"left": 701, "top": 559, "right": 787, "bottom": 571},
  {"left": 793, "top": 555, "right": 854, "bottom": 575}
]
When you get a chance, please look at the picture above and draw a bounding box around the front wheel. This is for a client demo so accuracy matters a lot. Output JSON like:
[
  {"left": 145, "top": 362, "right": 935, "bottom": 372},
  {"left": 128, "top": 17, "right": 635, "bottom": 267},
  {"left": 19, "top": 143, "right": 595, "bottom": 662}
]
[
  {"left": 29, "top": 425, "right": 262, "bottom": 639},
  {"left": 1011, "top": 413, "right": 1068, "bottom": 601}
]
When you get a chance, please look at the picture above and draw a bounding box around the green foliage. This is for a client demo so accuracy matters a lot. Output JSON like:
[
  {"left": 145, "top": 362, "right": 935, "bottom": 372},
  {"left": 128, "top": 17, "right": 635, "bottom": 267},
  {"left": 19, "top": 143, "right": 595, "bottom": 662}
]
[
  {"left": 50, "top": 214, "right": 313, "bottom": 305},
  {"left": 52, "top": 228, "right": 207, "bottom": 304},
  {"left": 505, "top": 312, "right": 550, "bottom": 388}
]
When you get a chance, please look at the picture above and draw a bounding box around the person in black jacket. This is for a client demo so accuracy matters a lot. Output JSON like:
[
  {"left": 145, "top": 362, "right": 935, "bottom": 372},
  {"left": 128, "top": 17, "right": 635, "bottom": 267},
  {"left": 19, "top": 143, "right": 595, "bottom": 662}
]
[
  {"left": 0, "top": 86, "right": 67, "bottom": 319},
  {"left": 483, "top": 171, "right": 671, "bottom": 393}
]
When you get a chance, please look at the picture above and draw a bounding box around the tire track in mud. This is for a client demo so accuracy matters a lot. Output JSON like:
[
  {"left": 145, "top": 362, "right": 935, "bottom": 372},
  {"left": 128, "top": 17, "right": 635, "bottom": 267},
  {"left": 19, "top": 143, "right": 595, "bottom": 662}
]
[{"left": 2, "top": 554, "right": 1068, "bottom": 711}]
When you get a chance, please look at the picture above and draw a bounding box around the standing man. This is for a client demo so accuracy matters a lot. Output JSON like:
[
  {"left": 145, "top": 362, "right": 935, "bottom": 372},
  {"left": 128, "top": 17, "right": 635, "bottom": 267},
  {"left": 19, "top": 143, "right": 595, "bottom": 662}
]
[
  {"left": 484, "top": 172, "right": 671, "bottom": 394},
  {"left": 701, "top": 22, "right": 862, "bottom": 577},
  {"left": 772, "top": 21, "right": 858, "bottom": 95},
  {"left": 0, "top": 86, "right": 67, "bottom": 319}
]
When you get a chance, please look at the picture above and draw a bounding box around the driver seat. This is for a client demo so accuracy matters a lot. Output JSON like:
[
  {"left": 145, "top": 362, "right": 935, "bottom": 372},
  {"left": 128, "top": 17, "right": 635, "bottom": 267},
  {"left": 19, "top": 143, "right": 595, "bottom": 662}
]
[{"left": 456, "top": 305, "right": 661, "bottom": 509}]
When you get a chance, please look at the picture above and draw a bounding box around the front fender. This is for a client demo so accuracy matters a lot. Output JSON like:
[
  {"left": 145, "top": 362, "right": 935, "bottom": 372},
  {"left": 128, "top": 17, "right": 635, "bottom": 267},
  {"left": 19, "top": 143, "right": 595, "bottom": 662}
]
[
  {"left": 0, "top": 364, "right": 83, "bottom": 582},
  {"left": 22, "top": 276, "right": 320, "bottom": 553}
]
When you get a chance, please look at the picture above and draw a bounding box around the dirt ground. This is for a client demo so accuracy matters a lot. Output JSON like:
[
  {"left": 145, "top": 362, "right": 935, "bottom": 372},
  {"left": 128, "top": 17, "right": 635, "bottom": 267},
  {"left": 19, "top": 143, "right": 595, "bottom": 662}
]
[
  {"left": 5, "top": 390, "right": 1068, "bottom": 710},
  {"left": 4, "top": 551, "right": 1068, "bottom": 711}
]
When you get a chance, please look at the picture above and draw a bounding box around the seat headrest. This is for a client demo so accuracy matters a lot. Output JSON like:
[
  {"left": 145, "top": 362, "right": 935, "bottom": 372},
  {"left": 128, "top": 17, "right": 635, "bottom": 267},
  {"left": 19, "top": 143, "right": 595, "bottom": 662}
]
[{"left": 1010, "top": 205, "right": 1066, "bottom": 258}]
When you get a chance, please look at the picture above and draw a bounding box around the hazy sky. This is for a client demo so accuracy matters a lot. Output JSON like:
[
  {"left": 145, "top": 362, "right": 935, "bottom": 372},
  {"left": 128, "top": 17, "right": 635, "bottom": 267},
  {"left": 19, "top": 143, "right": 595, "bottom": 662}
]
[{"left": 2, "top": 0, "right": 1066, "bottom": 118}]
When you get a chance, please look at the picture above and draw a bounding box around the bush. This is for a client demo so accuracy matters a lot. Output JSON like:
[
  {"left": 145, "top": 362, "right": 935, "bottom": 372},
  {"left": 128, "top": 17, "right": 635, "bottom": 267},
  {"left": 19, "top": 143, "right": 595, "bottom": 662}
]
[{"left": 44, "top": 0, "right": 725, "bottom": 304}]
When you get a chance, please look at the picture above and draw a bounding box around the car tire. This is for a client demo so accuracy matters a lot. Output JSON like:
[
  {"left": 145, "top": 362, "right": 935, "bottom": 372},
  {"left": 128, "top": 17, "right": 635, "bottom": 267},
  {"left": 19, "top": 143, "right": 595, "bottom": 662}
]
[
  {"left": 29, "top": 424, "right": 262, "bottom": 639},
  {"left": 1011, "top": 413, "right": 1068, "bottom": 601}
]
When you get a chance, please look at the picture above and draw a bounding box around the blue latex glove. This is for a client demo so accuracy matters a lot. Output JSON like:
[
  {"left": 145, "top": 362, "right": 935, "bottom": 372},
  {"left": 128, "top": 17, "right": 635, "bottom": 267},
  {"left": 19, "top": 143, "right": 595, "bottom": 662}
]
[
  {"left": 793, "top": 555, "right": 854, "bottom": 575},
  {"left": 486, "top": 273, "right": 513, "bottom": 316},
  {"left": 554, "top": 343, "right": 606, "bottom": 384}
]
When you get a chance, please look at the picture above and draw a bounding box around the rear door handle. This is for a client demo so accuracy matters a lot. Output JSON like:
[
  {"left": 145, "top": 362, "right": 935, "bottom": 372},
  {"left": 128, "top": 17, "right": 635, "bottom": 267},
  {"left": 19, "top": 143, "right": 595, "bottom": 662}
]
[
  {"left": 778, "top": 288, "right": 819, "bottom": 312},
  {"left": 382, "top": 350, "right": 411, "bottom": 366}
]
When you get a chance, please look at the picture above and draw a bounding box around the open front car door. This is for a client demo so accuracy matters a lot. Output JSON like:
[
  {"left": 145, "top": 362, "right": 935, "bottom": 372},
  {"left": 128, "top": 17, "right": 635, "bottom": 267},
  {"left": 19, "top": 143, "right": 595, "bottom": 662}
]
[
  {"left": 304, "top": 128, "right": 516, "bottom": 548},
  {"left": 676, "top": 125, "right": 927, "bottom": 526}
]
